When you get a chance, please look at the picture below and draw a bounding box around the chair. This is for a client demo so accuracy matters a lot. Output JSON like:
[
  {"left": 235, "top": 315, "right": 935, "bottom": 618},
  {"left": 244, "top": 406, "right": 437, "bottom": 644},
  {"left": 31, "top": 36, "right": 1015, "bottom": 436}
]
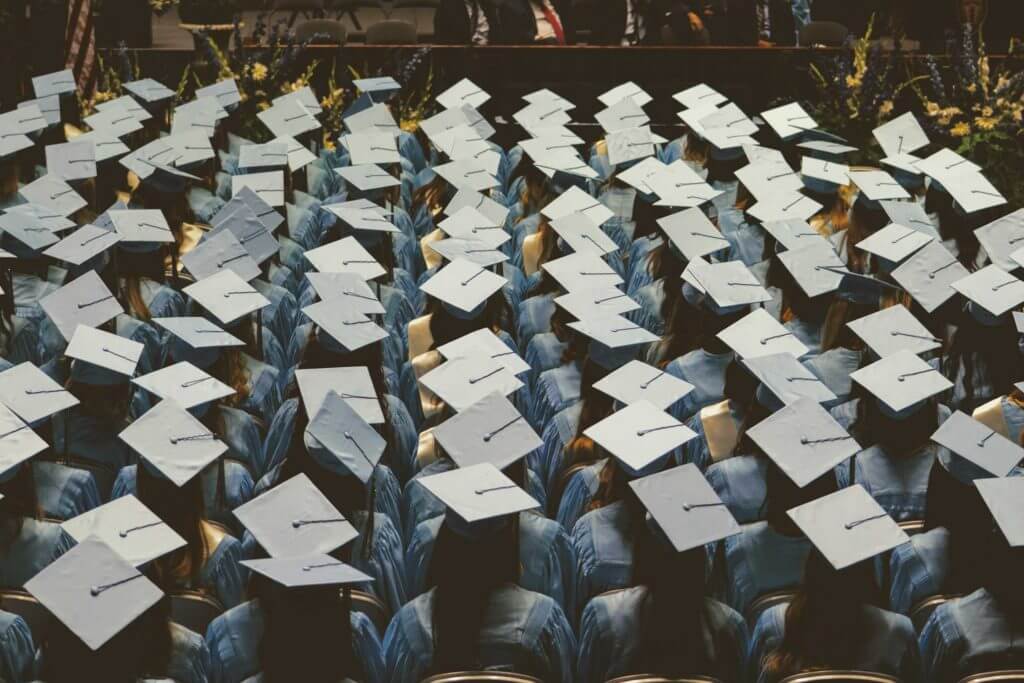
[
  {"left": 295, "top": 18, "right": 348, "bottom": 43},
  {"left": 0, "top": 590, "right": 52, "bottom": 645},
  {"left": 958, "top": 672, "right": 1024, "bottom": 682},
  {"left": 798, "top": 21, "right": 849, "bottom": 47},
  {"left": 606, "top": 676, "right": 724, "bottom": 682},
  {"left": 910, "top": 593, "right": 961, "bottom": 633},
  {"left": 745, "top": 590, "right": 798, "bottom": 627},
  {"left": 420, "top": 673, "right": 543, "bottom": 682},
  {"left": 780, "top": 673, "right": 900, "bottom": 683},
  {"left": 272, "top": 0, "right": 328, "bottom": 26},
  {"left": 365, "top": 19, "right": 417, "bottom": 44},
  {"left": 348, "top": 589, "right": 390, "bottom": 635},
  {"left": 898, "top": 519, "right": 926, "bottom": 536},
  {"left": 169, "top": 591, "right": 225, "bottom": 636}
]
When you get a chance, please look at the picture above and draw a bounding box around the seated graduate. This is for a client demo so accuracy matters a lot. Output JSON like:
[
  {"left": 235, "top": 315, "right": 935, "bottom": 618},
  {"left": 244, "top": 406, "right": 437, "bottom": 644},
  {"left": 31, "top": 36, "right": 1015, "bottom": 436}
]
[
  {"left": 0, "top": 609, "right": 34, "bottom": 683},
  {"left": 384, "top": 464, "right": 576, "bottom": 682},
  {"left": 207, "top": 554, "right": 384, "bottom": 683},
  {"left": 920, "top": 479, "right": 1024, "bottom": 681},
  {"left": 28, "top": 537, "right": 211, "bottom": 683},
  {"left": 750, "top": 485, "right": 921, "bottom": 682},
  {"left": 577, "top": 463, "right": 748, "bottom": 683}
]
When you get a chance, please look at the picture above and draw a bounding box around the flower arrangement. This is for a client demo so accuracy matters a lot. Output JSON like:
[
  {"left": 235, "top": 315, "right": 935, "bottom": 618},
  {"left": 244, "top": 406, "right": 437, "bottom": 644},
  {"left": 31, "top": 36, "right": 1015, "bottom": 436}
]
[
  {"left": 79, "top": 43, "right": 138, "bottom": 117},
  {"left": 149, "top": 0, "right": 179, "bottom": 17},
  {"left": 915, "top": 27, "right": 1024, "bottom": 204}
]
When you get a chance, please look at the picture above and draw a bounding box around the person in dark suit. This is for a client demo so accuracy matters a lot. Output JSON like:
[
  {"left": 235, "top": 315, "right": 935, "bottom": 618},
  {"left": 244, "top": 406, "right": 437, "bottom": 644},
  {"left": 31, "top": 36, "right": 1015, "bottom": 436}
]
[
  {"left": 497, "top": 0, "right": 576, "bottom": 44},
  {"left": 714, "top": 0, "right": 797, "bottom": 46},
  {"left": 588, "top": 0, "right": 693, "bottom": 45},
  {"left": 433, "top": 0, "right": 502, "bottom": 44}
]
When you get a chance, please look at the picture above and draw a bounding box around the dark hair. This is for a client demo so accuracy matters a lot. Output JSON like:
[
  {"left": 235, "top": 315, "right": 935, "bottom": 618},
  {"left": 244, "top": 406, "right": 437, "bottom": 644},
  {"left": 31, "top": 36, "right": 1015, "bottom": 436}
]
[
  {"left": 848, "top": 389, "right": 941, "bottom": 455},
  {"left": 0, "top": 463, "right": 39, "bottom": 545},
  {"left": 426, "top": 518, "right": 520, "bottom": 673},
  {"left": 136, "top": 460, "right": 209, "bottom": 590},
  {"left": 942, "top": 313, "right": 1023, "bottom": 413},
  {"left": 760, "top": 550, "right": 883, "bottom": 681},
  {"left": 424, "top": 289, "right": 512, "bottom": 350},
  {"left": 762, "top": 462, "right": 838, "bottom": 536},
  {"left": 252, "top": 574, "right": 357, "bottom": 682}
]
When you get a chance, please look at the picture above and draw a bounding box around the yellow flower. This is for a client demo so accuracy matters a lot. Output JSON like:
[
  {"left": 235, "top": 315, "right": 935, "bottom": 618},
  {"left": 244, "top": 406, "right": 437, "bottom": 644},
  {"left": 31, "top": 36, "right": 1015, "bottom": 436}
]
[
  {"left": 981, "top": 106, "right": 994, "bottom": 117},
  {"left": 967, "top": 83, "right": 978, "bottom": 94},
  {"left": 937, "top": 115, "right": 952, "bottom": 126},
  {"left": 251, "top": 63, "right": 268, "bottom": 82},
  {"left": 925, "top": 101, "right": 940, "bottom": 116},
  {"left": 1013, "top": 109, "right": 1022, "bottom": 123},
  {"left": 879, "top": 100, "right": 894, "bottom": 117},
  {"left": 257, "top": 101, "right": 271, "bottom": 112},
  {"left": 951, "top": 122, "right": 971, "bottom": 137},
  {"left": 974, "top": 116, "right": 998, "bottom": 130},
  {"left": 845, "top": 75, "right": 862, "bottom": 89}
]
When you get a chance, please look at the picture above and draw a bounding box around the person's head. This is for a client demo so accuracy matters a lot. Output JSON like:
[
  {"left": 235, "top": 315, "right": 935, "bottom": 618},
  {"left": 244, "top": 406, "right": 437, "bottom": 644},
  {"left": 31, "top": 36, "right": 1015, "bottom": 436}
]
[
  {"left": 763, "top": 462, "right": 838, "bottom": 535},
  {"left": 850, "top": 388, "right": 941, "bottom": 455},
  {"left": 943, "top": 305, "right": 1024, "bottom": 413},
  {"left": 820, "top": 297, "right": 873, "bottom": 352},
  {"left": 0, "top": 463, "right": 39, "bottom": 544},
  {"left": 425, "top": 288, "right": 511, "bottom": 348},
  {"left": 843, "top": 197, "right": 889, "bottom": 273},
  {"left": 136, "top": 459, "right": 207, "bottom": 586},
  {"left": 411, "top": 174, "right": 451, "bottom": 215}
]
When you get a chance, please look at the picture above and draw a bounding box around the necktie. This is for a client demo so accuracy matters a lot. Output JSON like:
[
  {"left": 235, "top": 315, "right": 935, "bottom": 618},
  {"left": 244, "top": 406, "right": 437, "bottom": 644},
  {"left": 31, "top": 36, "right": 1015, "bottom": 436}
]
[{"left": 540, "top": 2, "right": 566, "bottom": 44}]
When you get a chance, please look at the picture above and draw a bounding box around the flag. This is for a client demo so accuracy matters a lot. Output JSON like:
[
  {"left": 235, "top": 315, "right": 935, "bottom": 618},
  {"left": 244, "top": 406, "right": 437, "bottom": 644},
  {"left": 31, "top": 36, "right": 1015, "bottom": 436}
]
[{"left": 65, "top": 0, "right": 97, "bottom": 95}]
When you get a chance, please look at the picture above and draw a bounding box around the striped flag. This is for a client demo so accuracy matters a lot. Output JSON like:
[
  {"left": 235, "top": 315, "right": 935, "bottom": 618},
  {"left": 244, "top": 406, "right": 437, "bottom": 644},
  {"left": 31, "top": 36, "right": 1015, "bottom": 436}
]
[{"left": 65, "top": 0, "right": 97, "bottom": 95}]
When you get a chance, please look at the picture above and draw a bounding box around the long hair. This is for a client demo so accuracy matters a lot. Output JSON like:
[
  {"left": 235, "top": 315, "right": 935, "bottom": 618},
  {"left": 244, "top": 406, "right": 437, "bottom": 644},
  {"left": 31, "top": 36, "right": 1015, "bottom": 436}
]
[
  {"left": 762, "top": 462, "right": 838, "bottom": 536},
  {"left": 424, "top": 290, "right": 512, "bottom": 349},
  {"left": 943, "top": 313, "right": 1023, "bottom": 413},
  {"left": 427, "top": 518, "right": 520, "bottom": 673},
  {"left": 136, "top": 461, "right": 208, "bottom": 589},
  {"left": 848, "top": 388, "right": 941, "bottom": 455},
  {"left": 410, "top": 174, "right": 450, "bottom": 220},
  {"left": 760, "top": 550, "right": 883, "bottom": 681},
  {"left": 819, "top": 298, "right": 873, "bottom": 352},
  {"left": 117, "top": 249, "right": 173, "bottom": 322},
  {"left": 253, "top": 574, "right": 356, "bottom": 682},
  {"left": 839, "top": 199, "right": 888, "bottom": 274},
  {"left": 0, "top": 463, "right": 39, "bottom": 546}
]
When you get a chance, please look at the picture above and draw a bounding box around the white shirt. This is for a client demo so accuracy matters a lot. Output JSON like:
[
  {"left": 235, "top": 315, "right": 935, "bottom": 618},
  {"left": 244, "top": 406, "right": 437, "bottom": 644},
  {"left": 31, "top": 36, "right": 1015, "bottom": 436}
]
[
  {"left": 465, "top": 0, "right": 490, "bottom": 44},
  {"left": 531, "top": 0, "right": 558, "bottom": 42},
  {"left": 621, "top": 0, "right": 645, "bottom": 45}
]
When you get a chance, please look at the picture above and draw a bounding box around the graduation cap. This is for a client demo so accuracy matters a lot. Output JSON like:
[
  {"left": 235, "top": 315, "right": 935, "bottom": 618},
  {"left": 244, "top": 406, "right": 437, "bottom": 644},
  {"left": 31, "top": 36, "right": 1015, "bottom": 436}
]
[
  {"left": 433, "top": 159, "right": 499, "bottom": 193},
  {"left": 346, "top": 131, "right": 401, "bottom": 166},
  {"left": 24, "top": 537, "right": 164, "bottom": 651},
  {"left": 233, "top": 473, "right": 359, "bottom": 558},
  {"left": 305, "top": 390, "right": 386, "bottom": 483},
  {"left": 438, "top": 206, "right": 507, "bottom": 248},
  {"left": 951, "top": 265, "right": 1024, "bottom": 318},
  {"left": 119, "top": 399, "right": 228, "bottom": 486},
  {"left": 718, "top": 308, "right": 810, "bottom": 360},
  {"left": 567, "top": 314, "right": 659, "bottom": 350},
  {"left": 74, "top": 131, "right": 129, "bottom": 163},
  {"left": 419, "top": 258, "right": 506, "bottom": 317},
  {"left": 270, "top": 135, "right": 317, "bottom": 172},
  {"left": 744, "top": 352, "right": 838, "bottom": 410},
  {"left": 418, "top": 355, "right": 524, "bottom": 412},
  {"left": 214, "top": 186, "right": 285, "bottom": 233},
  {"left": 153, "top": 316, "right": 244, "bottom": 369},
  {"left": 0, "top": 110, "right": 36, "bottom": 158},
  {"left": 747, "top": 397, "right": 860, "bottom": 487},
  {"left": 873, "top": 112, "right": 930, "bottom": 159},
  {"left": 889, "top": 240, "right": 970, "bottom": 314},
  {"left": 760, "top": 102, "right": 818, "bottom": 140},
  {"left": 132, "top": 361, "right": 234, "bottom": 411},
  {"left": 945, "top": 170, "right": 1006, "bottom": 215},
  {"left": 591, "top": 360, "right": 694, "bottom": 410},
  {"left": 437, "top": 78, "right": 491, "bottom": 110},
  {"left": 748, "top": 192, "right": 822, "bottom": 223},
  {"left": 61, "top": 495, "right": 187, "bottom": 568},
  {"left": 32, "top": 69, "right": 77, "bottom": 98},
  {"left": 847, "top": 304, "right": 941, "bottom": 358},
  {"left": 304, "top": 236, "right": 386, "bottom": 281},
  {"left": 541, "top": 186, "right": 614, "bottom": 226},
  {"left": 5, "top": 203, "right": 76, "bottom": 233},
  {"left": 976, "top": 477, "right": 1024, "bottom": 547},
  {"left": 974, "top": 209, "right": 1024, "bottom": 273},
  {"left": 850, "top": 350, "right": 953, "bottom": 418},
  {"left": 584, "top": 400, "right": 696, "bottom": 477},
  {"left": 45, "top": 140, "right": 97, "bottom": 181},
  {"left": 432, "top": 391, "right": 541, "bottom": 470},
  {"left": 701, "top": 260, "right": 772, "bottom": 309},
  {"left": 241, "top": 556, "right": 373, "bottom": 589},
  {"left": 18, "top": 175, "right": 87, "bottom": 216},
  {"left": 257, "top": 97, "right": 319, "bottom": 139},
  {"left": 436, "top": 328, "right": 530, "bottom": 376},
  {"left": 40, "top": 271, "right": 122, "bottom": 342},
  {"left": 95, "top": 95, "right": 152, "bottom": 122},
  {"left": 84, "top": 105, "right": 146, "bottom": 138},
  {"left": 855, "top": 223, "right": 933, "bottom": 269},
  {"left": 657, "top": 207, "right": 731, "bottom": 261},
  {"left": 931, "top": 410, "right": 1024, "bottom": 479},
  {"left": 787, "top": 485, "right": 909, "bottom": 569},
  {"left": 232, "top": 171, "right": 284, "bottom": 208},
  {"left": 598, "top": 81, "right": 652, "bottom": 108},
  {"left": 124, "top": 78, "right": 175, "bottom": 104},
  {"left": 0, "top": 212, "right": 60, "bottom": 253},
  {"left": 596, "top": 98, "right": 650, "bottom": 134},
  {"left": 429, "top": 238, "right": 507, "bottom": 268},
  {"left": 776, "top": 242, "right": 846, "bottom": 299},
  {"left": 761, "top": 219, "right": 827, "bottom": 253},
  {"left": 305, "top": 272, "right": 386, "bottom": 315},
  {"left": 138, "top": 161, "right": 201, "bottom": 195},
  {"left": 108, "top": 209, "right": 174, "bottom": 245},
  {"left": 238, "top": 142, "right": 290, "bottom": 171},
  {"left": 353, "top": 76, "right": 402, "bottom": 101},
  {"left": 335, "top": 164, "right": 400, "bottom": 192},
  {"left": 543, "top": 252, "right": 624, "bottom": 293},
  {"left": 183, "top": 269, "right": 271, "bottom": 326},
  {"left": 182, "top": 230, "right": 261, "bottom": 283},
  {"left": 195, "top": 79, "right": 242, "bottom": 108},
  {"left": 208, "top": 205, "right": 279, "bottom": 266},
  {"left": 303, "top": 301, "right": 388, "bottom": 353},
  {"left": 0, "top": 361, "right": 79, "bottom": 424},
  {"left": 0, "top": 402, "right": 48, "bottom": 481},
  {"left": 549, "top": 213, "right": 618, "bottom": 257},
  {"left": 736, "top": 160, "right": 803, "bottom": 201},
  {"left": 673, "top": 83, "right": 727, "bottom": 109},
  {"left": 554, "top": 286, "right": 640, "bottom": 320},
  {"left": 444, "top": 188, "right": 510, "bottom": 228},
  {"left": 849, "top": 170, "right": 911, "bottom": 202},
  {"left": 801, "top": 156, "right": 849, "bottom": 194},
  {"left": 295, "top": 366, "right": 384, "bottom": 425},
  {"left": 65, "top": 326, "right": 143, "bottom": 385},
  {"left": 417, "top": 463, "right": 540, "bottom": 537}
]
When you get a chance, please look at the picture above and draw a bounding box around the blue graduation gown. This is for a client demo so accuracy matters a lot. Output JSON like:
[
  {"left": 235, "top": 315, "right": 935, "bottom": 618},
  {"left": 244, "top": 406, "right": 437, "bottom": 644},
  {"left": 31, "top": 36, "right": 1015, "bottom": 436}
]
[
  {"left": 0, "top": 610, "right": 34, "bottom": 683},
  {"left": 32, "top": 461, "right": 101, "bottom": 521},
  {"left": 889, "top": 527, "right": 951, "bottom": 615},
  {"left": 706, "top": 455, "right": 768, "bottom": 525},
  {"left": 836, "top": 444, "right": 937, "bottom": 522},
  {"left": 803, "top": 347, "right": 862, "bottom": 409},
  {"left": 665, "top": 349, "right": 734, "bottom": 423},
  {"left": 718, "top": 522, "right": 811, "bottom": 616},
  {"left": 571, "top": 501, "right": 634, "bottom": 618},
  {"left": 0, "top": 518, "right": 75, "bottom": 589}
]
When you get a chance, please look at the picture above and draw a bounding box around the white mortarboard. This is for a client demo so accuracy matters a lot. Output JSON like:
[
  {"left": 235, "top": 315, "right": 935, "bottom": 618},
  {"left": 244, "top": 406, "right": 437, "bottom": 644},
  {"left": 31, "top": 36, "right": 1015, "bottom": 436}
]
[
  {"left": 945, "top": 169, "right": 1006, "bottom": 214},
  {"left": 437, "top": 78, "right": 491, "bottom": 110},
  {"left": 233, "top": 473, "right": 359, "bottom": 558},
  {"left": 346, "top": 131, "right": 400, "bottom": 166},
  {"left": 718, "top": 308, "right": 809, "bottom": 359},
  {"left": 0, "top": 402, "right": 48, "bottom": 478},
  {"left": 554, "top": 287, "right": 640, "bottom": 320},
  {"left": 0, "top": 213, "right": 60, "bottom": 252},
  {"left": 585, "top": 400, "right": 696, "bottom": 476},
  {"left": 761, "top": 219, "right": 827, "bottom": 253},
  {"left": 568, "top": 314, "right": 659, "bottom": 350},
  {"left": 438, "top": 206, "right": 508, "bottom": 248},
  {"left": 305, "top": 272, "right": 386, "bottom": 315},
  {"left": 169, "top": 105, "right": 220, "bottom": 139},
  {"left": 418, "top": 463, "right": 539, "bottom": 524},
  {"left": 182, "top": 230, "right": 262, "bottom": 283},
  {"left": 530, "top": 148, "right": 598, "bottom": 182},
  {"left": 798, "top": 140, "right": 858, "bottom": 157},
  {"left": 419, "top": 258, "right": 506, "bottom": 314},
  {"left": 132, "top": 361, "right": 234, "bottom": 410},
  {"left": 889, "top": 240, "right": 970, "bottom": 313},
  {"left": 776, "top": 242, "right": 846, "bottom": 298},
  {"left": 195, "top": 79, "right": 242, "bottom": 108},
  {"left": 18, "top": 175, "right": 87, "bottom": 216},
  {"left": 444, "top": 188, "right": 510, "bottom": 228},
  {"left": 932, "top": 410, "right": 1024, "bottom": 478},
  {"left": 976, "top": 477, "right": 1024, "bottom": 547},
  {"left": 305, "top": 390, "right": 385, "bottom": 483},
  {"left": 873, "top": 112, "right": 930, "bottom": 158},
  {"left": 65, "top": 325, "right": 143, "bottom": 380},
  {"left": 295, "top": 367, "right": 383, "bottom": 425},
  {"left": 24, "top": 537, "right": 164, "bottom": 651},
  {"left": 418, "top": 355, "right": 524, "bottom": 412},
  {"left": 238, "top": 142, "right": 289, "bottom": 170},
  {"left": 761, "top": 102, "right": 818, "bottom": 139},
  {"left": 74, "top": 131, "right": 129, "bottom": 162},
  {"left": 208, "top": 205, "right": 279, "bottom": 265},
  {"left": 658, "top": 207, "right": 731, "bottom": 260},
  {"left": 432, "top": 391, "right": 541, "bottom": 470},
  {"left": 747, "top": 397, "right": 860, "bottom": 487},
  {"left": 744, "top": 144, "right": 786, "bottom": 166},
  {"left": 801, "top": 156, "right": 849, "bottom": 188},
  {"left": 108, "top": 209, "right": 174, "bottom": 244},
  {"left": 353, "top": 76, "right": 401, "bottom": 100},
  {"left": 15, "top": 100, "right": 54, "bottom": 130},
  {"left": 335, "top": 164, "right": 400, "bottom": 192},
  {"left": 915, "top": 148, "right": 980, "bottom": 183},
  {"left": 702, "top": 260, "right": 772, "bottom": 308},
  {"left": 595, "top": 98, "right": 650, "bottom": 134},
  {"left": 606, "top": 127, "right": 654, "bottom": 166},
  {"left": 429, "top": 238, "right": 507, "bottom": 267},
  {"left": 847, "top": 304, "right": 941, "bottom": 358},
  {"left": 748, "top": 192, "right": 823, "bottom": 223},
  {"left": 436, "top": 328, "right": 530, "bottom": 376},
  {"left": 433, "top": 159, "right": 499, "bottom": 192},
  {"left": 850, "top": 170, "right": 912, "bottom": 202},
  {"left": 32, "top": 69, "right": 77, "bottom": 98},
  {"left": 513, "top": 101, "right": 572, "bottom": 130},
  {"left": 735, "top": 160, "right": 803, "bottom": 200},
  {"left": 744, "top": 352, "right": 837, "bottom": 407},
  {"left": 302, "top": 301, "right": 388, "bottom": 352},
  {"left": 232, "top": 171, "right": 284, "bottom": 208},
  {"left": 522, "top": 87, "right": 575, "bottom": 110},
  {"left": 96, "top": 95, "right": 152, "bottom": 122},
  {"left": 61, "top": 495, "right": 187, "bottom": 568},
  {"left": 542, "top": 252, "right": 623, "bottom": 292},
  {"left": 183, "top": 269, "right": 270, "bottom": 325},
  {"left": 549, "top": 213, "right": 618, "bottom": 256},
  {"left": 40, "top": 271, "right": 122, "bottom": 341},
  {"left": 45, "top": 140, "right": 97, "bottom": 181},
  {"left": 629, "top": 463, "right": 740, "bottom": 552},
  {"left": 0, "top": 111, "right": 34, "bottom": 158},
  {"left": 118, "top": 399, "right": 225, "bottom": 487},
  {"left": 788, "top": 485, "right": 909, "bottom": 569},
  {"left": 598, "top": 81, "right": 652, "bottom": 108},
  {"left": 855, "top": 222, "right": 933, "bottom": 266},
  {"left": 592, "top": 360, "right": 694, "bottom": 410},
  {"left": 273, "top": 86, "right": 322, "bottom": 114},
  {"left": 951, "top": 265, "right": 1024, "bottom": 317},
  {"left": 304, "top": 236, "right": 386, "bottom": 281},
  {"left": 271, "top": 135, "right": 317, "bottom": 172},
  {"left": 673, "top": 83, "right": 727, "bottom": 109},
  {"left": 153, "top": 317, "right": 244, "bottom": 352},
  {"left": 850, "top": 350, "right": 953, "bottom": 414},
  {"left": 5, "top": 203, "right": 76, "bottom": 233},
  {"left": 241, "top": 556, "right": 372, "bottom": 588},
  {"left": 616, "top": 156, "right": 668, "bottom": 195},
  {"left": 541, "top": 186, "right": 614, "bottom": 226},
  {"left": 0, "top": 361, "right": 79, "bottom": 423},
  {"left": 974, "top": 209, "right": 1024, "bottom": 272},
  {"left": 257, "top": 98, "right": 319, "bottom": 138},
  {"left": 214, "top": 186, "right": 285, "bottom": 233},
  {"left": 700, "top": 103, "right": 758, "bottom": 137},
  {"left": 124, "top": 78, "right": 175, "bottom": 103},
  {"left": 119, "top": 139, "right": 177, "bottom": 179},
  {"left": 881, "top": 153, "right": 924, "bottom": 177}
]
